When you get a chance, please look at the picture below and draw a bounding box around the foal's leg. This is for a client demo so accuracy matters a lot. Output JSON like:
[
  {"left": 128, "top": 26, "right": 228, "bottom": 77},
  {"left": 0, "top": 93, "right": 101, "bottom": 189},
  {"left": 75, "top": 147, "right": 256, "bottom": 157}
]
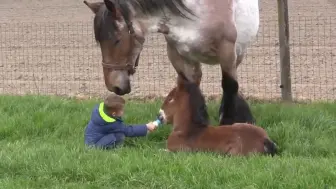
[
  {"left": 167, "top": 132, "right": 191, "bottom": 152},
  {"left": 218, "top": 38, "right": 238, "bottom": 125}
]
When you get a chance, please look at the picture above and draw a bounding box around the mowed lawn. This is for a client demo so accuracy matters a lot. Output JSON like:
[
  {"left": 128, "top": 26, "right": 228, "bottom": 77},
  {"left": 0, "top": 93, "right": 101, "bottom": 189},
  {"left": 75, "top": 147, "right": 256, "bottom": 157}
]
[{"left": 0, "top": 95, "right": 335, "bottom": 189}]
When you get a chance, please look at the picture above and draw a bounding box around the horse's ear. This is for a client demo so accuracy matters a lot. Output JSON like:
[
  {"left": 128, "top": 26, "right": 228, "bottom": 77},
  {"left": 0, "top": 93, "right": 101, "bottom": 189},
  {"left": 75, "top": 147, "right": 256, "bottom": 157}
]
[
  {"left": 104, "top": 0, "right": 122, "bottom": 19},
  {"left": 83, "top": 1, "right": 103, "bottom": 14},
  {"left": 104, "top": 0, "right": 116, "bottom": 12}
]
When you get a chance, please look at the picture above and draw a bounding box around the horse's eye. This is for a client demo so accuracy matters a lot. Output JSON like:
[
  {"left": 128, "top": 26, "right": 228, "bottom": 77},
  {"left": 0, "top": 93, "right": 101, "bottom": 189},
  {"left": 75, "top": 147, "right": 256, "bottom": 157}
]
[{"left": 114, "top": 39, "right": 120, "bottom": 45}]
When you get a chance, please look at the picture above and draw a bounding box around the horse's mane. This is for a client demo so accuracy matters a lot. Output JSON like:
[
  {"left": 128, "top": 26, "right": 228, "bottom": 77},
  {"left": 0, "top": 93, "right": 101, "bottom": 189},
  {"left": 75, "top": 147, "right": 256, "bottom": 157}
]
[
  {"left": 183, "top": 78, "right": 209, "bottom": 128},
  {"left": 93, "top": 0, "right": 195, "bottom": 42},
  {"left": 120, "top": 0, "right": 194, "bottom": 19}
]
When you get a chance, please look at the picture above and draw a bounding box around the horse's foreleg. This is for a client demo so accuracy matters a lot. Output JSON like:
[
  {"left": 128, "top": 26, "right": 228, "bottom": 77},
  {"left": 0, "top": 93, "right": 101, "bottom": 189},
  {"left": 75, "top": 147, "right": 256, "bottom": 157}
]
[
  {"left": 166, "top": 43, "right": 202, "bottom": 85},
  {"left": 218, "top": 38, "right": 238, "bottom": 125},
  {"left": 219, "top": 53, "right": 256, "bottom": 125},
  {"left": 236, "top": 53, "right": 245, "bottom": 68}
]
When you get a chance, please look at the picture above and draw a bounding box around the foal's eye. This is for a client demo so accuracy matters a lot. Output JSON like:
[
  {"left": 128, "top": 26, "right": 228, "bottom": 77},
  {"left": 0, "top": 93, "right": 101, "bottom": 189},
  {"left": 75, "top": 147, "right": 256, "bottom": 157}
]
[{"left": 168, "top": 98, "right": 174, "bottom": 103}]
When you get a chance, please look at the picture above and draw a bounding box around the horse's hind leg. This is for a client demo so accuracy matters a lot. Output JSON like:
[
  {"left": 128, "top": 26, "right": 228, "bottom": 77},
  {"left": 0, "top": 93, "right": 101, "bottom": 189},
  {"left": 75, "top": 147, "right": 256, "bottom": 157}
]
[{"left": 218, "top": 36, "right": 238, "bottom": 125}]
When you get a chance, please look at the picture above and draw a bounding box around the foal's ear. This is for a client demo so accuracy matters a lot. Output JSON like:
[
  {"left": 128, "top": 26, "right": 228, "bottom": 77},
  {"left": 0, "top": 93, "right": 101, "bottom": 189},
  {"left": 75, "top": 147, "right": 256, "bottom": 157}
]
[
  {"left": 104, "top": 0, "right": 122, "bottom": 19},
  {"left": 83, "top": 1, "right": 103, "bottom": 14}
]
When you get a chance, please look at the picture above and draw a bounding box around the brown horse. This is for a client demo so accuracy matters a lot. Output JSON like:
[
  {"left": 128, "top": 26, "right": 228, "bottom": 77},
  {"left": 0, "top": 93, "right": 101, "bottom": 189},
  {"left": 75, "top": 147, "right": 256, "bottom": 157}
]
[
  {"left": 158, "top": 72, "right": 278, "bottom": 156},
  {"left": 83, "top": 0, "right": 259, "bottom": 125}
]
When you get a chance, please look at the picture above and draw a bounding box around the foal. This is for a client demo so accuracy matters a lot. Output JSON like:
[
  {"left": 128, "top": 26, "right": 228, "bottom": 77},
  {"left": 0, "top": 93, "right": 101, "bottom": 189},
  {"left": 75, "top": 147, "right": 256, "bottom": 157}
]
[{"left": 159, "top": 73, "right": 277, "bottom": 156}]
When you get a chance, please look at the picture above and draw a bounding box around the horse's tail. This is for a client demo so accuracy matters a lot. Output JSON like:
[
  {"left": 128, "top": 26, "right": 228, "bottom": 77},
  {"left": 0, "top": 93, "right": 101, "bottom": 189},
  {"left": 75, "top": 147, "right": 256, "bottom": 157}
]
[{"left": 263, "top": 138, "right": 278, "bottom": 156}]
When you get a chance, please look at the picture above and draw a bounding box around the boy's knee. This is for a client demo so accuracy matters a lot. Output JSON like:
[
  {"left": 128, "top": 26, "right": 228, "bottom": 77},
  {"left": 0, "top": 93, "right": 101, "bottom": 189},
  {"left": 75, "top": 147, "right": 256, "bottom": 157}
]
[
  {"left": 84, "top": 133, "right": 126, "bottom": 150},
  {"left": 115, "top": 133, "right": 125, "bottom": 141},
  {"left": 94, "top": 133, "right": 125, "bottom": 149},
  {"left": 114, "top": 133, "right": 125, "bottom": 146}
]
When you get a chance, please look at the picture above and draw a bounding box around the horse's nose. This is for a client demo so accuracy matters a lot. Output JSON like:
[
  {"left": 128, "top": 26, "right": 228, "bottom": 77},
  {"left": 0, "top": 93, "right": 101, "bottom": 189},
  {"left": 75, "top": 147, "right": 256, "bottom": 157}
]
[
  {"left": 111, "top": 85, "right": 130, "bottom": 95},
  {"left": 107, "top": 72, "right": 131, "bottom": 95}
]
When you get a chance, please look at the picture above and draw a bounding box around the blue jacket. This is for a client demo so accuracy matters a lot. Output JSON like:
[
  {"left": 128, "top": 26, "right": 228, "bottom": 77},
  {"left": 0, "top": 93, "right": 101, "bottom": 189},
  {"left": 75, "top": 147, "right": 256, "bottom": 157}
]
[{"left": 84, "top": 103, "right": 148, "bottom": 145}]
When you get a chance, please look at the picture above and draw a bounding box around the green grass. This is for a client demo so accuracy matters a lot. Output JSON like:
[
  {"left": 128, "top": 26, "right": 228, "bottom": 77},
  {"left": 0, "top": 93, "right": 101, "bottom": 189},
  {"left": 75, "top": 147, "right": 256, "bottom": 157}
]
[{"left": 0, "top": 95, "right": 335, "bottom": 189}]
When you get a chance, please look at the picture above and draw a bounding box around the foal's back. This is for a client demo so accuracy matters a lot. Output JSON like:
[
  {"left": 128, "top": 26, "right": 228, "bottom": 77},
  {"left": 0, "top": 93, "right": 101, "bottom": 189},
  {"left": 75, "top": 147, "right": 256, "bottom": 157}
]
[{"left": 194, "top": 123, "right": 277, "bottom": 156}]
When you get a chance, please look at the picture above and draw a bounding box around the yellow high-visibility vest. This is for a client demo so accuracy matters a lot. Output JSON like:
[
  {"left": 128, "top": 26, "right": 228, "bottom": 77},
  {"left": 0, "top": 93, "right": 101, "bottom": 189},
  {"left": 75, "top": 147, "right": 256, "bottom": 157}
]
[{"left": 98, "top": 102, "right": 116, "bottom": 123}]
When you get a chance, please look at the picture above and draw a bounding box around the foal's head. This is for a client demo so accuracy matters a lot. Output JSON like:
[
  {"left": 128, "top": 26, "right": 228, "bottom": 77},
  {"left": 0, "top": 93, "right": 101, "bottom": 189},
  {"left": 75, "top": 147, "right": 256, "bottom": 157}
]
[{"left": 160, "top": 73, "right": 209, "bottom": 128}]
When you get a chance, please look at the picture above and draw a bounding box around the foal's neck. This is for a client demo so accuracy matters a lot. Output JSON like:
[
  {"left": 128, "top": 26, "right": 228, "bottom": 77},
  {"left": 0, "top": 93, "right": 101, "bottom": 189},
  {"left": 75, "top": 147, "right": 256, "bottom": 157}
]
[
  {"left": 172, "top": 106, "right": 191, "bottom": 133},
  {"left": 173, "top": 116, "right": 207, "bottom": 139},
  {"left": 172, "top": 105, "right": 206, "bottom": 134}
]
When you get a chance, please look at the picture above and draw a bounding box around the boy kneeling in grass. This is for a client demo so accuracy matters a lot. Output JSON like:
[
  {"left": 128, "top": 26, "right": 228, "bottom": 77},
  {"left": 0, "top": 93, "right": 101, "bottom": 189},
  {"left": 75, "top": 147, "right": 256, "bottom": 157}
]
[{"left": 84, "top": 93, "right": 157, "bottom": 149}]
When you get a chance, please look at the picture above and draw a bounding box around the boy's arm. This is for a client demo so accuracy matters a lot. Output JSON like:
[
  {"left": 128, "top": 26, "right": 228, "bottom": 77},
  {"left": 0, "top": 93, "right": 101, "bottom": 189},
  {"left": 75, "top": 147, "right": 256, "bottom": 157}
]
[
  {"left": 123, "top": 124, "right": 149, "bottom": 137},
  {"left": 112, "top": 122, "right": 148, "bottom": 137}
]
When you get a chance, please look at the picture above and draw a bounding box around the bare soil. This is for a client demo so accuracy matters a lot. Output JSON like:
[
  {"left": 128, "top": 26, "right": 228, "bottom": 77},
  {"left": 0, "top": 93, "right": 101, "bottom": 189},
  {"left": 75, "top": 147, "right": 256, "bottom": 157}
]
[{"left": 1, "top": 0, "right": 336, "bottom": 100}]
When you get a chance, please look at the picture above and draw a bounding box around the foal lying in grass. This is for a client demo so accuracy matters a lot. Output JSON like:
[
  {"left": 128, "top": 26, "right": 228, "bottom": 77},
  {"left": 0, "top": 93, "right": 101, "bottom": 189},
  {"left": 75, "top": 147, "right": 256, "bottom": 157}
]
[{"left": 159, "top": 73, "right": 278, "bottom": 156}]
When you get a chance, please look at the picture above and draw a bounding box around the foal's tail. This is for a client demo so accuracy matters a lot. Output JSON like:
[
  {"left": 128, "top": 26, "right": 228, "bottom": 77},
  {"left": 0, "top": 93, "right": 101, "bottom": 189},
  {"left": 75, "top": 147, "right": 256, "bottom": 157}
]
[{"left": 263, "top": 138, "right": 278, "bottom": 156}]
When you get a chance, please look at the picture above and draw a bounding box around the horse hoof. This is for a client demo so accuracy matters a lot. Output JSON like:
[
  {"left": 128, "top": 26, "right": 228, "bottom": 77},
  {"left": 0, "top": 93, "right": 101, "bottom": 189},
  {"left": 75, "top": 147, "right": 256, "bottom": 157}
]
[{"left": 220, "top": 117, "right": 234, "bottom": 125}]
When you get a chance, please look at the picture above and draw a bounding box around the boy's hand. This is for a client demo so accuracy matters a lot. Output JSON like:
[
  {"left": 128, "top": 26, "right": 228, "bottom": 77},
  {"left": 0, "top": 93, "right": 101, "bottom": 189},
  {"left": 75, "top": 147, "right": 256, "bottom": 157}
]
[{"left": 146, "top": 122, "right": 157, "bottom": 132}]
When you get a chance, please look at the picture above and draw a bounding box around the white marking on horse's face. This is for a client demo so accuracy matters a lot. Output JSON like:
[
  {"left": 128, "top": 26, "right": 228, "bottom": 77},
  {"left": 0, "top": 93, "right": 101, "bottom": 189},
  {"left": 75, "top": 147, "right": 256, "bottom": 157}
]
[{"left": 159, "top": 109, "right": 166, "bottom": 123}]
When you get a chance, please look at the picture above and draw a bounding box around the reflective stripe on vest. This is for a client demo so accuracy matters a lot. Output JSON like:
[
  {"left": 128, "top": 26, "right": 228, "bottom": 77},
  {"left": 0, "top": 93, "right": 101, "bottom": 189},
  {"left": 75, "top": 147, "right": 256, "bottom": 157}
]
[{"left": 98, "top": 102, "right": 116, "bottom": 123}]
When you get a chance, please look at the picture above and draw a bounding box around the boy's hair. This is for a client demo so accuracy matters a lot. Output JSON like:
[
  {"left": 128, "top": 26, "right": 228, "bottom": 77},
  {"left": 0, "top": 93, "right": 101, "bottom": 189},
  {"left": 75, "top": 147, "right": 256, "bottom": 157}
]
[{"left": 103, "top": 93, "right": 125, "bottom": 112}]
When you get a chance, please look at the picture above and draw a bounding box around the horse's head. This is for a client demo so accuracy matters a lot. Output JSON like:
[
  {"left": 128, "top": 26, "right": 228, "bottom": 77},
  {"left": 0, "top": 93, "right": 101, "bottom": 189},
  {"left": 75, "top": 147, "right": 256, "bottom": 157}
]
[{"left": 84, "top": 0, "right": 145, "bottom": 95}]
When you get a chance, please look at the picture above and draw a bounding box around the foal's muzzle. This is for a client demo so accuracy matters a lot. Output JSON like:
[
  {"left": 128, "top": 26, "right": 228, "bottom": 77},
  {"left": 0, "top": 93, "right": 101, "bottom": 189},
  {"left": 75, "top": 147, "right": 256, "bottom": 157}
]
[
  {"left": 158, "top": 109, "right": 167, "bottom": 124},
  {"left": 156, "top": 113, "right": 164, "bottom": 123}
]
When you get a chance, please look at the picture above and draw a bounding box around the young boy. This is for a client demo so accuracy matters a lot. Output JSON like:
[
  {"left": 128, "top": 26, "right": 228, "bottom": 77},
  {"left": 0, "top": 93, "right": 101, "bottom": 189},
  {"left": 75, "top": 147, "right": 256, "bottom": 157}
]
[{"left": 84, "top": 93, "right": 157, "bottom": 149}]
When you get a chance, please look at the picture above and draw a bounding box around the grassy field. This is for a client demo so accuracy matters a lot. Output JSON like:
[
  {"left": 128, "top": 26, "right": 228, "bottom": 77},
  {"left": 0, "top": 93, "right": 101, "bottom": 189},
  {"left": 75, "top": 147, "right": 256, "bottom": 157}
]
[{"left": 0, "top": 95, "right": 335, "bottom": 189}]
